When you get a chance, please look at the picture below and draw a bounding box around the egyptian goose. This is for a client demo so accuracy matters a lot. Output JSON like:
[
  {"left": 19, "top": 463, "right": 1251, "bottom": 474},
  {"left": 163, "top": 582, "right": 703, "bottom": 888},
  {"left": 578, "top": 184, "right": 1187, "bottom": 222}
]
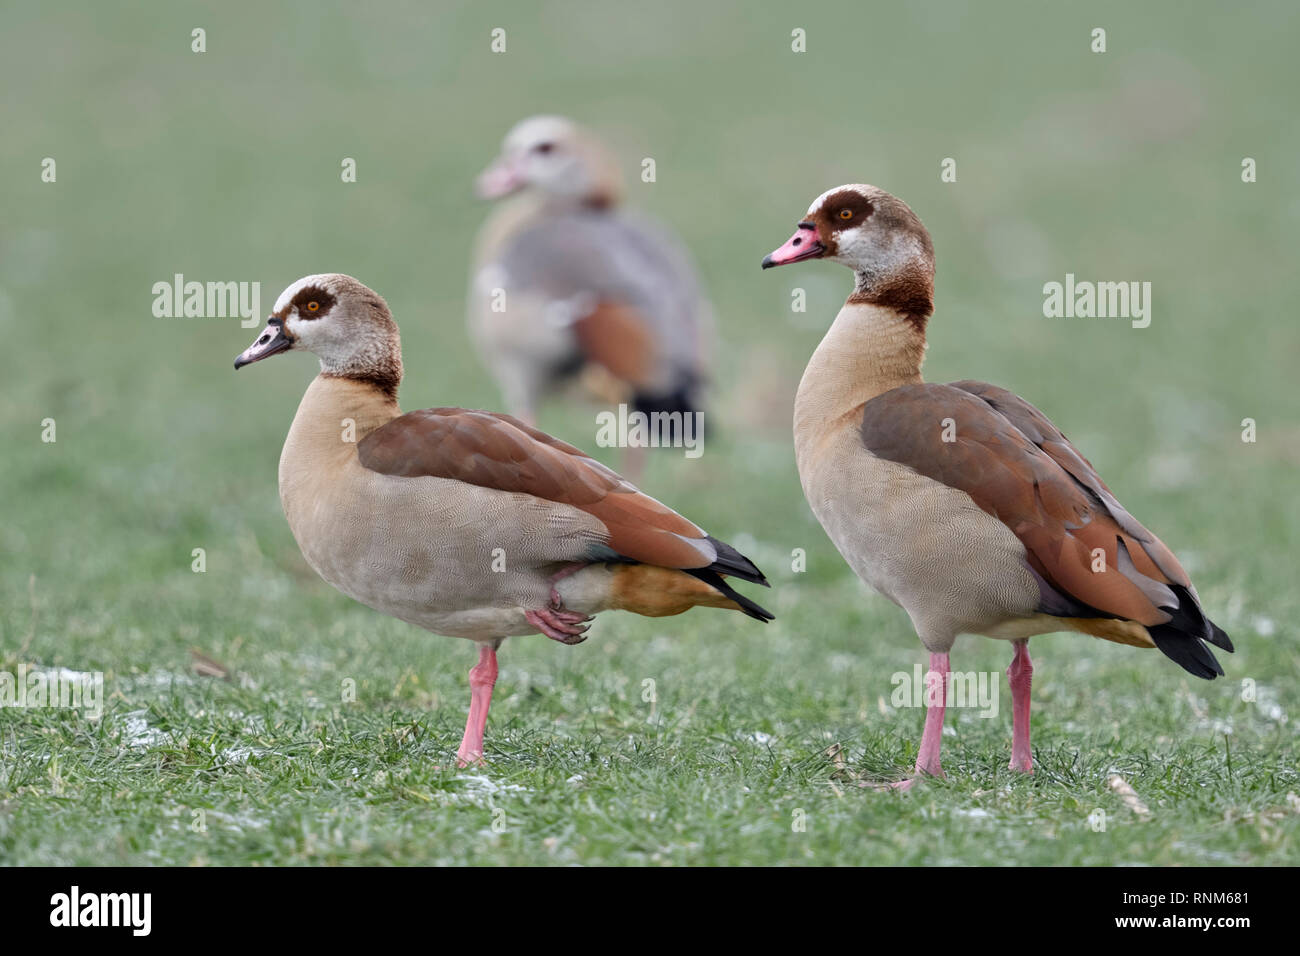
[
  {"left": 470, "top": 115, "right": 711, "bottom": 443},
  {"left": 233, "top": 275, "right": 770, "bottom": 766},
  {"left": 762, "top": 185, "right": 1231, "bottom": 787}
]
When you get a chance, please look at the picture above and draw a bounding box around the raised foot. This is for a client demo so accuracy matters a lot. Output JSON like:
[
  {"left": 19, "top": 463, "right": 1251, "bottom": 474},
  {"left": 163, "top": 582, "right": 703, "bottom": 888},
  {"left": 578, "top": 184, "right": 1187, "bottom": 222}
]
[{"left": 526, "top": 606, "right": 592, "bottom": 645}]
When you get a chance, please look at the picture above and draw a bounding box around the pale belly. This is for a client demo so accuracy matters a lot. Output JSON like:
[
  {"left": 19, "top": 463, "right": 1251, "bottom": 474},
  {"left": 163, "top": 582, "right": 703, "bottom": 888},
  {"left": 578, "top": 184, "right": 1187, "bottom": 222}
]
[
  {"left": 280, "top": 464, "right": 612, "bottom": 642},
  {"left": 797, "top": 430, "right": 1044, "bottom": 651}
]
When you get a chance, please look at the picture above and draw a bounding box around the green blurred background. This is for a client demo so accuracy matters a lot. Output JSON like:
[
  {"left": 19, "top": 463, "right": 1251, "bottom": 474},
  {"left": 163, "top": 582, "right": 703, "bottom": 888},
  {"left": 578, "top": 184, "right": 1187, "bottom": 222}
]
[{"left": 1, "top": 1, "right": 1296, "bottom": 865}]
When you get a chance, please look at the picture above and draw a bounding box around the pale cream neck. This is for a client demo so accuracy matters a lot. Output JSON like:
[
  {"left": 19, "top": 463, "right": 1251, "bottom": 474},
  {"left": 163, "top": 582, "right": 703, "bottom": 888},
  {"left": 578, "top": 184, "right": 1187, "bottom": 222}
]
[
  {"left": 280, "top": 374, "right": 401, "bottom": 478},
  {"left": 794, "top": 302, "right": 927, "bottom": 462}
]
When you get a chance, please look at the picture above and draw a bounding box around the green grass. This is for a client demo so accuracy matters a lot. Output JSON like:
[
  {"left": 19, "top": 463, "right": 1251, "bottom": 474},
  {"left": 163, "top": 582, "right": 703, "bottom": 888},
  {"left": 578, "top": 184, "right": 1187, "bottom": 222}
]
[{"left": 1, "top": 0, "right": 1297, "bottom": 865}]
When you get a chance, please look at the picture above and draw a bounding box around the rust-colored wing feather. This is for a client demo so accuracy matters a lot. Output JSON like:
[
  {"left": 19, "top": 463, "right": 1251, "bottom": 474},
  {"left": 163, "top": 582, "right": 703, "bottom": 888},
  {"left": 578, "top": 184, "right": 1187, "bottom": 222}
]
[
  {"left": 948, "top": 381, "right": 1193, "bottom": 589},
  {"left": 857, "top": 382, "right": 1229, "bottom": 678},
  {"left": 572, "top": 301, "right": 658, "bottom": 389},
  {"left": 356, "top": 407, "right": 709, "bottom": 571}
]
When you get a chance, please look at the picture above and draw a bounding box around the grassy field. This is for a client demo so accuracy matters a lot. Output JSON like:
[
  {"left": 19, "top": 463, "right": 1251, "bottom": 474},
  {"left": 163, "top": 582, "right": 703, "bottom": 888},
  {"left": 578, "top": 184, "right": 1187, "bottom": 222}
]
[{"left": 2, "top": 1, "right": 1297, "bottom": 865}]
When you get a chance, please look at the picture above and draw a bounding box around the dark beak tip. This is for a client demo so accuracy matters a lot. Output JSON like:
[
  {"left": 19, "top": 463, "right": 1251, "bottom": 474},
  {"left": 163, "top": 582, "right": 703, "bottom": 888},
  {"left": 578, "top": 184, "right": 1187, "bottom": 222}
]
[{"left": 760, "top": 255, "right": 776, "bottom": 270}]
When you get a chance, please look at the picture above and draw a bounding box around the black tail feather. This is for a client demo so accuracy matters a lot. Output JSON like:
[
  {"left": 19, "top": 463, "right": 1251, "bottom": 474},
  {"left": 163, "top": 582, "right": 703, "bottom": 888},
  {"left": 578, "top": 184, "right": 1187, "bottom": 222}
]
[
  {"left": 705, "top": 535, "right": 770, "bottom": 587},
  {"left": 1149, "top": 585, "right": 1232, "bottom": 679},
  {"left": 1148, "top": 624, "right": 1224, "bottom": 679},
  {"left": 1206, "top": 620, "right": 1234, "bottom": 652},
  {"left": 684, "top": 567, "right": 774, "bottom": 623},
  {"left": 632, "top": 386, "right": 697, "bottom": 417}
]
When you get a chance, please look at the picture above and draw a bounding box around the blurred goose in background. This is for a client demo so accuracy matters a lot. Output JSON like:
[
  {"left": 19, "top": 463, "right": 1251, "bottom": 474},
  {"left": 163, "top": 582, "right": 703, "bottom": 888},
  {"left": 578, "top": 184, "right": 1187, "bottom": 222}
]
[
  {"left": 763, "top": 184, "right": 1231, "bottom": 789},
  {"left": 470, "top": 116, "right": 712, "bottom": 471},
  {"left": 235, "top": 274, "right": 770, "bottom": 767}
]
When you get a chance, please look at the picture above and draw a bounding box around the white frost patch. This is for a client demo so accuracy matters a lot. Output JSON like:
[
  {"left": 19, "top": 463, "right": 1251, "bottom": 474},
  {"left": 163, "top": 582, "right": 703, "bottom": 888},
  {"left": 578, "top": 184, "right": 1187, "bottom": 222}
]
[
  {"left": 458, "top": 774, "right": 528, "bottom": 796},
  {"left": 204, "top": 809, "right": 269, "bottom": 830},
  {"left": 438, "top": 774, "right": 531, "bottom": 808},
  {"left": 119, "top": 709, "right": 171, "bottom": 749},
  {"left": 218, "top": 746, "right": 283, "bottom": 764}
]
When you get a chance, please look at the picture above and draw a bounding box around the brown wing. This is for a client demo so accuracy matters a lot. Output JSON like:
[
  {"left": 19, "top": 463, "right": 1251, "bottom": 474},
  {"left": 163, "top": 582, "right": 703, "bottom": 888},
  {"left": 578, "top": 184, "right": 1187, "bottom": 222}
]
[
  {"left": 355, "top": 407, "right": 713, "bottom": 570},
  {"left": 948, "top": 381, "right": 1193, "bottom": 588},
  {"left": 858, "top": 383, "right": 1184, "bottom": 627},
  {"left": 572, "top": 300, "right": 659, "bottom": 389}
]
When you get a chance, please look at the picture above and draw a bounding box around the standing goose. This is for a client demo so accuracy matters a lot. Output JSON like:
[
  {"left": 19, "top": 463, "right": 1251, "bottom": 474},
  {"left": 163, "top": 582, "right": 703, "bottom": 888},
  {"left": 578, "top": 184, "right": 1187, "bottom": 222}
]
[
  {"left": 235, "top": 274, "right": 770, "bottom": 766},
  {"left": 762, "top": 185, "right": 1231, "bottom": 787},
  {"left": 470, "top": 116, "right": 711, "bottom": 450}
]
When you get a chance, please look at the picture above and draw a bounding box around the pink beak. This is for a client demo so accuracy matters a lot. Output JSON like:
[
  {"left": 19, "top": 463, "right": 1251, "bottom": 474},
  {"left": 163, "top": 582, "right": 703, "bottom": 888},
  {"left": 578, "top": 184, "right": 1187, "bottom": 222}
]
[
  {"left": 475, "top": 157, "right": 524, "bottom": 199},
  {"left": 761, "top": 223, "right": 825, "bottom": 269}
]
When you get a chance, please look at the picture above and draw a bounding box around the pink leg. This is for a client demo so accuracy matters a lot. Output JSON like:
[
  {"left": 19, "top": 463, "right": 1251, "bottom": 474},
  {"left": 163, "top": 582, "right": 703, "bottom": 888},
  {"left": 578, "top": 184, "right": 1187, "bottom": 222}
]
[
  {"left": 876, "top": 652, "right": 949, "bottom": 791},
  {"left": 456, "top": 643, "right": 498, "bottom": 767},
  {"left": 914, "top": 652, "right": 949, "bottom": 777},
  {"left": 1007, "top": 639, "right": 1034, "bottom": 773}
]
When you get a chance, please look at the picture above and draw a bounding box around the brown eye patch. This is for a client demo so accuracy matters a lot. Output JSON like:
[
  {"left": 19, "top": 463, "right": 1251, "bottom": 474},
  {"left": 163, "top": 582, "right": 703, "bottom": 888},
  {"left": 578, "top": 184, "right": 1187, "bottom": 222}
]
[
  {"left": 291, "top": 286, "right": 336, "bottom": 318},
  {"left": 818, "top": 190, "right": 875, "bottom": 232}
]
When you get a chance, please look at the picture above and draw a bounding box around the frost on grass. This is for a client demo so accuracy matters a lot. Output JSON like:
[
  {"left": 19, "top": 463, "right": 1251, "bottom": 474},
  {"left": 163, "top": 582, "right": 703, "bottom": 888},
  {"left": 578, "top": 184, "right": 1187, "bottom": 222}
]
[
  {"left": 216, "top": 746, "right": 284, "bottom": 765},
  {"left": 118, "top": 710, "right": 171, "bottom": 749},
  {"left": 431, "top": 774, "right": 531, "bottom": 809}
]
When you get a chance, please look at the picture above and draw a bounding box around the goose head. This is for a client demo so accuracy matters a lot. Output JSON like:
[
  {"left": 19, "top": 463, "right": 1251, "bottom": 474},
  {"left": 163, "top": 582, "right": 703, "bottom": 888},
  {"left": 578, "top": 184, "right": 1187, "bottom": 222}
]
[
  {"left": 235, "top": 274, "right": 402, "bottom": 394},
  {"left": 762, "top": 184, "right": 935, "bottom": 316},
  {"left": 475, "top": 115, "right": 621, "bottom": 207}
]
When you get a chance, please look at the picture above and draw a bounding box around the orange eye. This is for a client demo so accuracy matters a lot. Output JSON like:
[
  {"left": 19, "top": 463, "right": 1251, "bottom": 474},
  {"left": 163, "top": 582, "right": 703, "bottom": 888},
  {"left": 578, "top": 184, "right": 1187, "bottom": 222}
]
[
  {"left": 306, "top": 301, "right": 320, "bottom": 312},
  {"left": 839, "top": 209, "right": 853, "bottom": 220}
]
